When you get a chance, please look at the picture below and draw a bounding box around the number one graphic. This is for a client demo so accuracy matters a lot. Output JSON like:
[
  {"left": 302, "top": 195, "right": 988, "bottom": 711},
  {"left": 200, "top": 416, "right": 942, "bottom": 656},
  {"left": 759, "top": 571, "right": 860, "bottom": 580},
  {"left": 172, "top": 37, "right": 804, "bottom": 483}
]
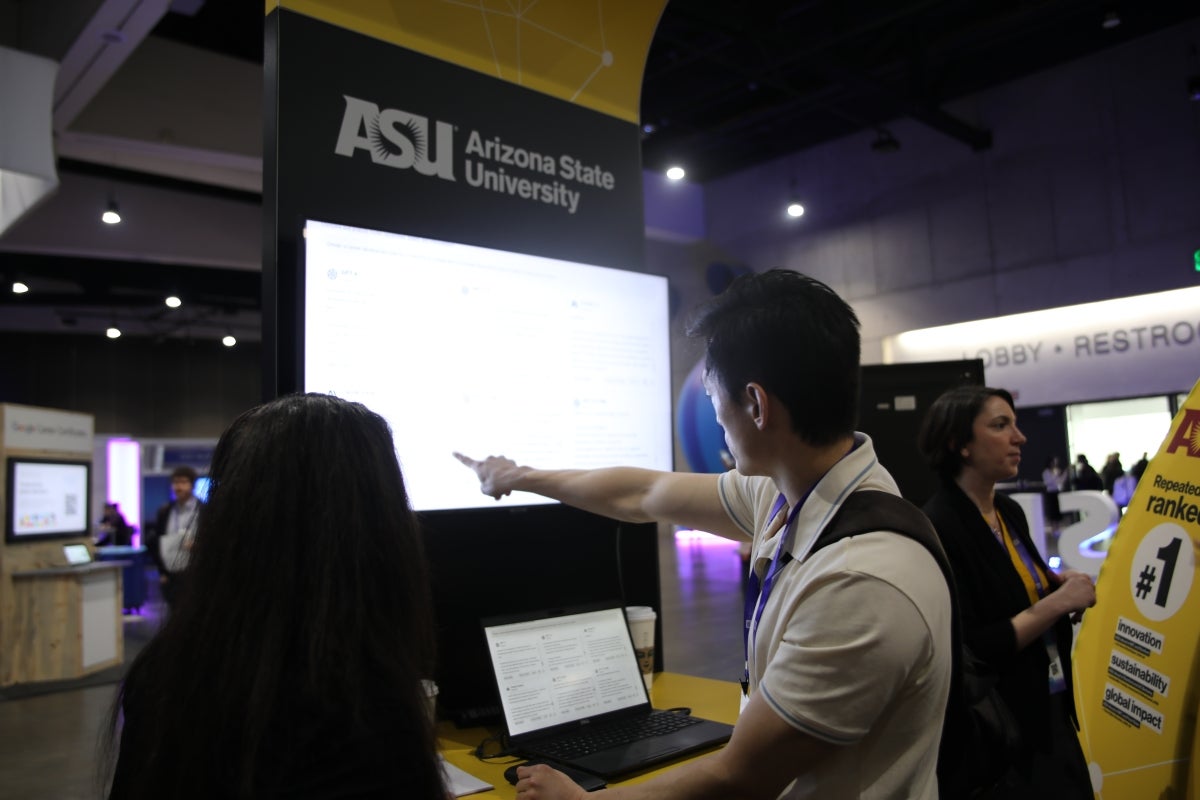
[{"left": 1155, "top": 537, "right": 1182, "bottom": 608}]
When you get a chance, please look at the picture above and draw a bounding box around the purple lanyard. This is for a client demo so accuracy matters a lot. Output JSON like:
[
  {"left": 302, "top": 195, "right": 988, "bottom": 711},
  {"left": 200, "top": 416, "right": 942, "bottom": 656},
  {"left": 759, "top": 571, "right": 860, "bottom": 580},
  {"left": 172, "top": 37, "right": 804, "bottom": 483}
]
[{"left": 741, "top": 489, "right": 810, "bottom": 692}]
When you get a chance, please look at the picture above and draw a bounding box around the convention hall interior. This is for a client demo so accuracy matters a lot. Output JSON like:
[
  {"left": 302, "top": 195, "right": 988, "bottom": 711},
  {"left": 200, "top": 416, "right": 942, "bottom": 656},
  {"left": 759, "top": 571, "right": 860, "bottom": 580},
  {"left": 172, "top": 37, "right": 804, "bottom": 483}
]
[{"left": 2, "top": 1, "right": 1199, "bottom": 797}]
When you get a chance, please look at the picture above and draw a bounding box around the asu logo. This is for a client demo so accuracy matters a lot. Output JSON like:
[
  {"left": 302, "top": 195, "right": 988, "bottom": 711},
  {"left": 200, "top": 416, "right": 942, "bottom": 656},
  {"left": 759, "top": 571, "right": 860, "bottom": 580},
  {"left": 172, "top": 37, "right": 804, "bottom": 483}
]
[
  {"left": 1165, "top": 409, "right": 1200, "bottom": 458},
  {"left": 334, "top": 95, "right": 455, "bottom": 181}
]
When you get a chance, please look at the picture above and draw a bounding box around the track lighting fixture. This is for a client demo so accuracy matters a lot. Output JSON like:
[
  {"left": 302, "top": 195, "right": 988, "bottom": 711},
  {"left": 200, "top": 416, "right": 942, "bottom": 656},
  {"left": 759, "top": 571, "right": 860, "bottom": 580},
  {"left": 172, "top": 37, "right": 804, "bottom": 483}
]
[
  {"left": 870, "top": 128, "right": 901, "bottom": 154},
  {"left": 101, "top": 197, "right": 121, "bottom": 224}
]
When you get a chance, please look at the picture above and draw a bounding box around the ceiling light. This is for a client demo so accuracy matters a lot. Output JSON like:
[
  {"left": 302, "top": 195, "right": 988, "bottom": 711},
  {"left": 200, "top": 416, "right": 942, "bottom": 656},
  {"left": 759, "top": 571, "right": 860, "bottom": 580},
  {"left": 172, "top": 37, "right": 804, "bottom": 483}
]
[
  {"left": 222, "top": 334, "right": 237, "bottom": 347},
  {"left": 101, "top": 197, "right": 121, "bottom": 224},
  {"left": 1101, "top": 10, "right": 1120, "bottom": 29},
  {"left": 786, "top": 202, "right": 805, "bottom": 218},
  {"left": 12, "top": 281, "right": 29, "bottom": 294},
  {"left": 871, "top": 128, "right": 901, "bottom": 154},
  {"left": 665, "top": 166, "right": 685, "bottom": 181},
  {"left": 106, "top": 326, "right": 121, "bottom": 339},
  {"left": 165, "top": 295, "right": 182, "bottom": 308}
]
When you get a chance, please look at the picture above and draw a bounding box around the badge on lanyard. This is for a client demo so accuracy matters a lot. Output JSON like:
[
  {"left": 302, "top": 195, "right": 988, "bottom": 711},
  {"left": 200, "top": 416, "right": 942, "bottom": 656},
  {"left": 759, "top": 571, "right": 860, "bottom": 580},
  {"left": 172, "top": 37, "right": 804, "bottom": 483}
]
[{"left": 1046, "top": 635, "right": 1066, "bottom": 694}]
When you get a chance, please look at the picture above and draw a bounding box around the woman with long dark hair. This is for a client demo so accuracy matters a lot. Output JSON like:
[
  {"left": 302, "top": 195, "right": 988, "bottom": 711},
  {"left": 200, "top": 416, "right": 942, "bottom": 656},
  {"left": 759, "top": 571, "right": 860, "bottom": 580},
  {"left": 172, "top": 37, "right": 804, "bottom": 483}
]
[
  {"left": 103, "top": 394, "right": 447, "bottom": 799},
  {"left": 918, "top": 386, "right": 1095, "bottom": 798}
]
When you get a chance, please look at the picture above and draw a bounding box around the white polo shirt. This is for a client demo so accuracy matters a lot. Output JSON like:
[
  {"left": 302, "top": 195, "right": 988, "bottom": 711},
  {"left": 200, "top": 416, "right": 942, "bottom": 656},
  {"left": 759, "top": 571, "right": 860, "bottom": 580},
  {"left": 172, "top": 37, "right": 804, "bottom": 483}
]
[{"left": 718, "top": 434, "right": 952, "bottom": 799}]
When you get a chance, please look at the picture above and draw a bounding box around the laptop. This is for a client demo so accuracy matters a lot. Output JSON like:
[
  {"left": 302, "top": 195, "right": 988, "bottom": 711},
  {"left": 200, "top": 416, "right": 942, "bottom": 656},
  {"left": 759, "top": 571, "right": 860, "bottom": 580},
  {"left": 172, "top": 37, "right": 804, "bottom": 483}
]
[
  {"left": 63, "top": 543, "right": 93, "bottom": 566},
  {"left": 481, "top": 604, "right": 734, "bottom": 779}
]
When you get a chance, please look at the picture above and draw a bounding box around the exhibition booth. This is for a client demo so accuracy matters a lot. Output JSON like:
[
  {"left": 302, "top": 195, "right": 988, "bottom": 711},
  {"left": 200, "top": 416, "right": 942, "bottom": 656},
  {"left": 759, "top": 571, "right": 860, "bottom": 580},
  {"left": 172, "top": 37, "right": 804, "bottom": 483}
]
[{"left": 0, "top": 403, "right": 123, "bottom": 686}]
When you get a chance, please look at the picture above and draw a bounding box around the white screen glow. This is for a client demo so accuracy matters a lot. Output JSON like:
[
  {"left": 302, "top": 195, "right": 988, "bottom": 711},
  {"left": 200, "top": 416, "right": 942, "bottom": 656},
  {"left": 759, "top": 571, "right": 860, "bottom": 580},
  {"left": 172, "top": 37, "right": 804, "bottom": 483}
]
[{"left": 303, "top": 220, "right": 673, "bottom": 511}]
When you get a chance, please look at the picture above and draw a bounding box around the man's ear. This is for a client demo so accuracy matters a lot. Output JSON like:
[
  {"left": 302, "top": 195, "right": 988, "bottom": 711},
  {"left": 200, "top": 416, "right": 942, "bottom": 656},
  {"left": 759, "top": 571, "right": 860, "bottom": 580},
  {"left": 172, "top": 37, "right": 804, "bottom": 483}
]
[{"left": 745, "top": 382, "right": 769, "bottom": 429}]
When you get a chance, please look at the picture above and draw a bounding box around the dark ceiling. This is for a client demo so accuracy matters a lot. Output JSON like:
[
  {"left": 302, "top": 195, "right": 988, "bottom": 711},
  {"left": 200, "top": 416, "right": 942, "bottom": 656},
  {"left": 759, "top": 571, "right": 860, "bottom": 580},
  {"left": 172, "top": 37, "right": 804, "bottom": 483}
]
[
  {"left": 640, "top": 1, "right": 1199, "bottom": 180},
  {"left": 3, "top": 0, "right": 1198, "bottom": 336},
  {"left": 155, "top": 0, "right": 1200, "bottom": 181}
]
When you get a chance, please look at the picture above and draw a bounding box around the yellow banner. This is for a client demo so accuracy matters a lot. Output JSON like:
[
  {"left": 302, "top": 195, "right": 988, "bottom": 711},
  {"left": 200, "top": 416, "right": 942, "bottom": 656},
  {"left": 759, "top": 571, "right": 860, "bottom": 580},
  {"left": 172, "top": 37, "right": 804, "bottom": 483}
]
[
  {"left": 267, "top": 0, "right": 666, "bottom": 123},
  {"left": 1073, "top": 378, "right": 1200, "bottom": 798}
]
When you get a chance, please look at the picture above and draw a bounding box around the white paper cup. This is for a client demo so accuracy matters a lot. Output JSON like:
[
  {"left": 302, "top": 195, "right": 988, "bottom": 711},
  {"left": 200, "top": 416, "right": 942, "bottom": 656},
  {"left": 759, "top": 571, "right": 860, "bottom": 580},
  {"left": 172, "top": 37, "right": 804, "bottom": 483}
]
[
  {"left": 421, "top": 679, "right": 438, "bottom": 724},
  {"left": 624, "top": 606, "right": 657, "bottom": 693}
]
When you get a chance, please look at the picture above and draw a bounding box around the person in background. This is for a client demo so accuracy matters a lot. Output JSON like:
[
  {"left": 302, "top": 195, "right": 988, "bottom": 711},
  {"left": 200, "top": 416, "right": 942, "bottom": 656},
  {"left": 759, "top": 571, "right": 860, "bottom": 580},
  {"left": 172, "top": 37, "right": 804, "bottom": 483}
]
[
  {"left": 1040, "top": 456, "right": 1067, "bottom": 524},
  {"left": 1112, "top": 469, "right": 1138, "bottom": 511},
  {"left": 102, "top": 393, "right": 446, "bottom": 800},
  {"left": 918, "top": 386, "right": 1096, "bottom": 798},
  {"left": 457, "top": 269, "right": 952, "bottom": 800},
  {"left": 96, "top": 502, "right": 133, "bottom": 547},
  {"left": 1100, "top": 452, "right": 1124, "bottom": 497},
  {"left": 1071, "top": 454, "right": 1102, "bottom": 491},
  {"left": 1130, "top": 452, "right": 1150, "bottom": 482},
  {"left": 150, "top": 466, "right": 200, "bottom": 607}
]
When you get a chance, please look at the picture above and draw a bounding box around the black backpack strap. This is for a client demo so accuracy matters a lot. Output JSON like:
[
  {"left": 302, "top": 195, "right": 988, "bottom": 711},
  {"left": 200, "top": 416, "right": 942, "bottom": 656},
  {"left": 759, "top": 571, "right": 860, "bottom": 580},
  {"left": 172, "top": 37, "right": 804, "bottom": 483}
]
[{"left": 808, "top": 490, "right": 968, "bottom": 775}]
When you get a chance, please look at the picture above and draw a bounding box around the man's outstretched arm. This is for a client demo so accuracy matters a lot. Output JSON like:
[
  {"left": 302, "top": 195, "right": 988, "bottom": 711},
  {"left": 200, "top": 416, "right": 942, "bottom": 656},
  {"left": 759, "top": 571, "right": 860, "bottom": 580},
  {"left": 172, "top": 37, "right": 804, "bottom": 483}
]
[{"left": 452, "top": 453, "right": 748, "bottom": 541}]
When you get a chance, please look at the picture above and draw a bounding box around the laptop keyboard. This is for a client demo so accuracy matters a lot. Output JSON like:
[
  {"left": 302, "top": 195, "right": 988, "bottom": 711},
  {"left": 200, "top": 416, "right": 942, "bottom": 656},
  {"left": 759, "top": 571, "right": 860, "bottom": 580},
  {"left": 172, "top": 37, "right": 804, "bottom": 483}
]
[{"left": 532, "top": 711, "right": 703, "bottom": 760}]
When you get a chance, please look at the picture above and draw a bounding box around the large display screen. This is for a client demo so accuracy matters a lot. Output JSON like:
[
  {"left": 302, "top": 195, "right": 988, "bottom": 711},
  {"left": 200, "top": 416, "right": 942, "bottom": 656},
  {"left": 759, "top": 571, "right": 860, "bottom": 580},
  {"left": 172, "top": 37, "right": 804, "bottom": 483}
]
[
  {"left": 5, "top": 457, "right": 91, "bottom": 543},
  {"left": 303, "top": 220, "right": 673, "bottom": 511}
]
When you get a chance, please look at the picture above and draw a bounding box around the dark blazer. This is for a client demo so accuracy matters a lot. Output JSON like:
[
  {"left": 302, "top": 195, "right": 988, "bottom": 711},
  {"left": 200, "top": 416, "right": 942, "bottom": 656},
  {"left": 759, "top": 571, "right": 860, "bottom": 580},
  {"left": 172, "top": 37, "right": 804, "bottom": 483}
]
[{"left": 923, "top": 479, "right": 1077, "bottom": 753}]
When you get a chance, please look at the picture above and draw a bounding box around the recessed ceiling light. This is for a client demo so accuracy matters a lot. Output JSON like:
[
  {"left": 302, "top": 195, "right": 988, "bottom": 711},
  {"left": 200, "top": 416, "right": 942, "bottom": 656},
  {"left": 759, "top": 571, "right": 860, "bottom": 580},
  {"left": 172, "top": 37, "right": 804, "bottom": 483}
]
[
  {"left": 106, "top": 326, "right": 121, "bottom": 339},
  {"left": 786, "top": 202, "right": 805, "bottom": 218},
  {"left": 165, "top": 295, "right": 182, "bottom": 308},
  {"left": 12, "top": 281, "right": 29, "bottom": 294},
  {"left": 102, "top": 198, "right": 121, "bottom": 224},
  {"left": 222, "top": 334, "right": 237, "bottom": 348},
  {"left": 666, "top": 166, "right": 685, "bottom": 181}
]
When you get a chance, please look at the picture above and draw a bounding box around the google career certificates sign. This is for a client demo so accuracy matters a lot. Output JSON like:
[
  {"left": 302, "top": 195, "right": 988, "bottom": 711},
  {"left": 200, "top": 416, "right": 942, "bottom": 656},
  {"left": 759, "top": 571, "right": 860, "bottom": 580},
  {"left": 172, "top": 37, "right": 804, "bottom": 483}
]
[{"left": 1073, "top": 378, "right": 1200, "bottom": 798}]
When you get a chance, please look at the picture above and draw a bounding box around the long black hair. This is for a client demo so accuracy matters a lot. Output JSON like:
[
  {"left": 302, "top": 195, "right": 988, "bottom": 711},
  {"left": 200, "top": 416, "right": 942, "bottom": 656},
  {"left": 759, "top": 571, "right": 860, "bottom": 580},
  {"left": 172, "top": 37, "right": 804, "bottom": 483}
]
[{"left": 103, "top": 394, "right": 443, "bottom": 798}]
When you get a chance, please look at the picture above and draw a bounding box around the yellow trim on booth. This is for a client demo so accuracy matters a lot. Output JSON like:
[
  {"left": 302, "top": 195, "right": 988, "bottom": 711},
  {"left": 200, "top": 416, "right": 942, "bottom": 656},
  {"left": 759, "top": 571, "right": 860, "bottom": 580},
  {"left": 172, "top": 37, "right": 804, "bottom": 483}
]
[{"left": 266, "top": 0, "right": 665, "bottom": 123}]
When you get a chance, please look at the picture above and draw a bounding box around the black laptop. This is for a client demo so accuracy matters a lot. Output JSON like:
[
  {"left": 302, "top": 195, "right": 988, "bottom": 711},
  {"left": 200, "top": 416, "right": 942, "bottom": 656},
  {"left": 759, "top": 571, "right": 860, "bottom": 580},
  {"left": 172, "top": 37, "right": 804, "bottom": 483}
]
[{"left": 481, "top": 604, "right": 734, "bottom": 779}]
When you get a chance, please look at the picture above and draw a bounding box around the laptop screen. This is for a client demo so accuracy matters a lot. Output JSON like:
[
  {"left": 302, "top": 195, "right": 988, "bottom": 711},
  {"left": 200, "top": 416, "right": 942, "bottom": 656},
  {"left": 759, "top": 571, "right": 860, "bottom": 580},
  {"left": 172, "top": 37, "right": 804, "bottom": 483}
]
[
  {"left": 483, "top": 607, "right": 648, "bottom": 737},
  {"left": 63, "top": 544, "right": 92, "bottom": 565}
]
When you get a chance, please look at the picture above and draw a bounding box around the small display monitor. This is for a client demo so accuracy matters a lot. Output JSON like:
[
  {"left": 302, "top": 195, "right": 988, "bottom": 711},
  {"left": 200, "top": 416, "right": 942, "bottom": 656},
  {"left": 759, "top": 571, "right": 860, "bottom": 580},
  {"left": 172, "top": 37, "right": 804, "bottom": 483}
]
[
  {"left": 5, "top": 457, "right": 92, "bottom": 543},
  {"left": 63, "top": 543, "right": 93, "bottom": 565}
]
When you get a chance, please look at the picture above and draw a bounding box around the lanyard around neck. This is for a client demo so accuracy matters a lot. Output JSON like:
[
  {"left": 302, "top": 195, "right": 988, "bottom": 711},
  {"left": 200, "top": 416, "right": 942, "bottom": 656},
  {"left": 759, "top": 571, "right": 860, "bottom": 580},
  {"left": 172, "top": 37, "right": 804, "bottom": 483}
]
[{"left": 742, "top": 490, "right": 809, "bottom": 692}]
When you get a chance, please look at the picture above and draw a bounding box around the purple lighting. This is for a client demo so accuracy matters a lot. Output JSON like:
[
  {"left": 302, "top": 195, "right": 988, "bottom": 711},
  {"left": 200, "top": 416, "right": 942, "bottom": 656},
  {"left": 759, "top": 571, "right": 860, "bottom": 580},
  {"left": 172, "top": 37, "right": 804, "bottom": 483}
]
[{"left": 107, "top": 438, "right": 142, "bottom": 547}]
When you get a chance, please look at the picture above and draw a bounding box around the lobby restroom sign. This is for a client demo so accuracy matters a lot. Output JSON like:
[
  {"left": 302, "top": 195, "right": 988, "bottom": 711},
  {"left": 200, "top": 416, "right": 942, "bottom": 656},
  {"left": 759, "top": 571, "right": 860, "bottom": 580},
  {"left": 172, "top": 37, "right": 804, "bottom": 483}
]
[{"left": 1072, "top": 378, "right": 1200, "bottom": 798}]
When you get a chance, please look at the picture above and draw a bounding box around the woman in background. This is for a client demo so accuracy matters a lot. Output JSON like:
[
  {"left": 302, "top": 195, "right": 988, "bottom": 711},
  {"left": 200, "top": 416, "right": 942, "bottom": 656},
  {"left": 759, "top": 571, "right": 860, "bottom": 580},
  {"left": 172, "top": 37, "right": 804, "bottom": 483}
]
[
  {"left": 1041, "top": 455, "right": 1068, "bottom": 523},
  {"left": 918, "top": 386, "right": 1095, "bottom": 798},
  {"left": 104, "top": 394, "right": 446, "bottom": 799}
]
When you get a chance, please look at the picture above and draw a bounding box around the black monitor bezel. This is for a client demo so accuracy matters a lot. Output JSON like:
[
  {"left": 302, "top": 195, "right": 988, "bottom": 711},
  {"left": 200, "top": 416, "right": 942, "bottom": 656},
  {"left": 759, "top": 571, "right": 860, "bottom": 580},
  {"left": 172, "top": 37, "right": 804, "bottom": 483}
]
[{"left": 4, "top": 455, "right": 93, "bottom": 544}]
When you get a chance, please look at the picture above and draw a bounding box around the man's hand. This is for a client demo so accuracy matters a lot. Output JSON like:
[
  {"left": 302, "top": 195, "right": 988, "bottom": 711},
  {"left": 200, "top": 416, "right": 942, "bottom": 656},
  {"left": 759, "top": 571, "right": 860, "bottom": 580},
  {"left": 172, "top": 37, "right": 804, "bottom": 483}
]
[
  {"left": 453, "top": 452, "right": 530, "bottom": 500},
  {"left": 513, "top": 764, "right": 589, "bottom": 800}
]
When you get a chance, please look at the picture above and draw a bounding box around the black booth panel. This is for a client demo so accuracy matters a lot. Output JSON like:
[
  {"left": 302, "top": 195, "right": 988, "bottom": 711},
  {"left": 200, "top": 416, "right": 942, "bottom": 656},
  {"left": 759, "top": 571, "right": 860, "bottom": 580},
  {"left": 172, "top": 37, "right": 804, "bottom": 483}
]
[
  {"left": 858, "top": 361, "right": 985, "bottom": 507},
  {"left": 1014, "top": 405, "right": 1070, "bottom": 485},
  {"left": 420, "top": 505, "right": 661, "bottom": 725}
]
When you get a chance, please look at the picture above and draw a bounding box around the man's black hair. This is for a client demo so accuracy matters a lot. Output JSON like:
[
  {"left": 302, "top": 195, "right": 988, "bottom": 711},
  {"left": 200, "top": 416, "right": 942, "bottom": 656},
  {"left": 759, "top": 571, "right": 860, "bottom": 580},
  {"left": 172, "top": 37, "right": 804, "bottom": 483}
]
[{"left": 686, "top": 269, "right": 861, "bottom": 445}]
